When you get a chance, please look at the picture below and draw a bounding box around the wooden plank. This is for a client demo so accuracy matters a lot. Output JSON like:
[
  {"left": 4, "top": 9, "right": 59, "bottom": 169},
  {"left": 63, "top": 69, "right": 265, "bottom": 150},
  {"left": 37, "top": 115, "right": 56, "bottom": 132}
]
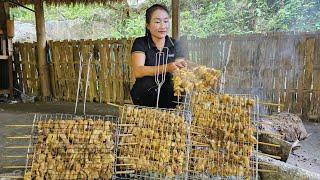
[
  {"left": 60, "top": 40, "right": 68, "bottom": 100},
  {"left": 114, "top": 42, "right": 121, "bottom": 104},
  {"left": 53, "top": 41, "right": 63, "bottom": 100},
  {"left": 20, "top": 43, "right": 28, "bottom": 94},
  {"left": 302, "top": 37, "right": 315, "bottom": 120},
  {"left": 67, "top": 41, "right": 76, "bottom": 101},
  {"left": 72, "top": 40, "right": 81, "bottom": 101},
  {"left": 310, "top": 35, "right": 320, "bottom": 120},
  {"left": 87, "top": 40, "right": 96, "bottom": 102},
  {"left": 99, "top": 40, "right": 108, "bottom": 103},
  {"left": 278, "top": 36, "right": 288, "bottom": 112},
  {"left": 30, "top": 43, "right": 37, "bottom": 94},
  {"left": 105, "top": 40, "right": 112, "bottom": 103},
  {"left": 47, "top": 41, "right": 56, "bottom": 100}
]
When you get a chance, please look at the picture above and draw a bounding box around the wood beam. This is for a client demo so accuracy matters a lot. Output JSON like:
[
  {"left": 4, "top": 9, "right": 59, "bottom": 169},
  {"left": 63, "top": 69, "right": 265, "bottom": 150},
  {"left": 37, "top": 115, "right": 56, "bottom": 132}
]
[
  {"left": 171, "top": 0, "right": 180, "bottom": 40},
  {"left": 0, "top": 3, "right": 7, "bottom": 31},
  {"left": 35, "top": 0, "right": 51, "bottom": 99}
]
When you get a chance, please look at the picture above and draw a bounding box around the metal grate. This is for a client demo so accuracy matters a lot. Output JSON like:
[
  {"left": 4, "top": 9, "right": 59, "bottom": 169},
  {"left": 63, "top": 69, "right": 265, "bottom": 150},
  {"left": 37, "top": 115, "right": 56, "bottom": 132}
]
[
  {"left": 185, "top": 92, "right": 259, "bottom": 180},
  {"left": 114, "top": 104, "right": 191, "bottom": 179},
  {"left": 24, "top": 113, "right": 117, "bottom": 180}
]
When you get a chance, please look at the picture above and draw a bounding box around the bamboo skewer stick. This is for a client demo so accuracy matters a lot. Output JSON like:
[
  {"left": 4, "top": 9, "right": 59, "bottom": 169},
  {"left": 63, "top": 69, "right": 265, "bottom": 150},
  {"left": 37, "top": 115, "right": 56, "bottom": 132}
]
[
  {"left": 7, "top": 136, "right": 31, "bottom": 139},
  {"left": 3, "top": 155, "right": 28, "bottom": 158},
  {"left": 5, "top": 125, "right": 33, "bottom": 127},
  {"left": 258, "top": 141, "right": 280, "bottom": 147},
  {"left": 118, "top": 143, "right": 138, "bottom": 146},
  {"left": 118, "top": 134, "right": 133, "bottom": 137},
  {"left": 258, "top": 101, "right": 284, "bottom": 107},
  {"left": 257, "top": 152, "right": 282, "bottom": 160},
  {"left": 115, "top": 164, "right": 134, "bottom": 166},
  {"left": 256, "top": 169, "right": 277, "bottom": 173},
  {"left": 2, "top": 166, "right": 30, "bottom": 168},
  {"left": 5, "top": 146, "right": 29, "bottom": 149},
  {"left": 117, "top": 157, "right": 139, "bottom": 159},
  {"left": 115, "top": 170, "right": 135, "bottom": 174},
  {"left": 0, "top": 176, "right": 23, "bottom": 179},
  {"left": 251, "top": 161, "right": 274, "bottom": 166},
  {"left": 191, "top": 141, "right": 209, "bottom": 147},
  {"left": 256, "top": 130, "right": 284, "bottom": 137},
  {"left": 107, "top": 102, "right": 123, "bottom": 108},
  {"left": 118, "top": 124, "right": 136, "bottom": 127}
]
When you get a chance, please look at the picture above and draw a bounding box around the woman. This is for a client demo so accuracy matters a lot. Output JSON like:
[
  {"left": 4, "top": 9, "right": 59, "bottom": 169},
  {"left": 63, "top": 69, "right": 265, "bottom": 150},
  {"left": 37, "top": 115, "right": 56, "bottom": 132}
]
[{"left": 130, "top": 4, "right": 187, "bottom": 108}]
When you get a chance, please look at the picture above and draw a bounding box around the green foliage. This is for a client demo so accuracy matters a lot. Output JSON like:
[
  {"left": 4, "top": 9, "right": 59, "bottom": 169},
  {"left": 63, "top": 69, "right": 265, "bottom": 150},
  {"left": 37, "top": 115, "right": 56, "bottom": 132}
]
[{"left": 10, "top": 0, "right": 320, "bottom": 39}]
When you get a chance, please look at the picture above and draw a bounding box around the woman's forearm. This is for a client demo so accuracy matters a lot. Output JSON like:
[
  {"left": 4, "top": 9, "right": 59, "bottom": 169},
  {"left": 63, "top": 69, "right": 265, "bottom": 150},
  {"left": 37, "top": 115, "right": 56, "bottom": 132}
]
[{"left": 133, "top": 64, "right": 170, "bottom": 78}]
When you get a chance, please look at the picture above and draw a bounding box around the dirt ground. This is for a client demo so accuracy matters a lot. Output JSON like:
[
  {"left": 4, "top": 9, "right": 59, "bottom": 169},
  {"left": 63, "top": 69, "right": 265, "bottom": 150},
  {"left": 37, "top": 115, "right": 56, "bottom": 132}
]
[{"left": 0, "top": 102, "right": 319, "bottom": 176}]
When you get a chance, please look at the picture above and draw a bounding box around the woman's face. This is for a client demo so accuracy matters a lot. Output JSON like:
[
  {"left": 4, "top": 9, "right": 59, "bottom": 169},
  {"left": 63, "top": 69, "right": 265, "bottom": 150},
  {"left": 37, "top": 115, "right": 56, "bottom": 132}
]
[{"left": 147, "top": 9, "right": 169, "bottom": 39}]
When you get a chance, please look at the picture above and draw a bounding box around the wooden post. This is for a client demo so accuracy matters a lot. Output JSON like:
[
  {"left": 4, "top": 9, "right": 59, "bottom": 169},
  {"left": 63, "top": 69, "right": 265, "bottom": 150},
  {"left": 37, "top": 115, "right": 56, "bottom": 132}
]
[
  {"left": 171, "top": 0, "right": 180, "bottom": 40},
  {"left": 35, "top": 0, "right": 51, "bottom": 99}
]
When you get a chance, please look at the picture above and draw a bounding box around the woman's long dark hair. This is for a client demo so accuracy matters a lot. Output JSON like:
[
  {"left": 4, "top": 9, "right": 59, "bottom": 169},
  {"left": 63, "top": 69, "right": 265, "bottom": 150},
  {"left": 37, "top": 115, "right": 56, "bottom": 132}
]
[{"left": 145, "top": 4, "right": 170, "bottom": 36}]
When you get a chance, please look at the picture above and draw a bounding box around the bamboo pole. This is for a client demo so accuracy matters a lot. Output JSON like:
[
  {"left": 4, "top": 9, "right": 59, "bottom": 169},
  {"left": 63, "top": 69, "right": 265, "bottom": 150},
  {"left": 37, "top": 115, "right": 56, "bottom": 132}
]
[
  {"left": 172, "top": 0, "right": 180, "bottom": 40},
  {"left": 35, "top": 0, "right": 51, "bottom": 99}
]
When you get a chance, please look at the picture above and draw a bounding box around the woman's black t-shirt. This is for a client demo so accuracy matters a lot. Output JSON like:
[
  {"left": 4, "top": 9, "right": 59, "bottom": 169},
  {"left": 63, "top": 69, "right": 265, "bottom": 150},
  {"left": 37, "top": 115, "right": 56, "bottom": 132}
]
[{"left": 130, "top": 35, "right": 185, "bottom": 108}]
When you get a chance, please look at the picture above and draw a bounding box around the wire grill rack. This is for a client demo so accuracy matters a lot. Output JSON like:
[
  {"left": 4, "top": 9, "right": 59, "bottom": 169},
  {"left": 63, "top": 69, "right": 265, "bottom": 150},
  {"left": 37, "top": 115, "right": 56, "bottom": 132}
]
[
  {"left": 183, "top": 92, "right": 259, "bottom": 180},
  {"left": 23, "top": 113, "right": 117, "bottom": 180},
  {"left": 114, "top": 104, "right": 191, "bottom": 179}
]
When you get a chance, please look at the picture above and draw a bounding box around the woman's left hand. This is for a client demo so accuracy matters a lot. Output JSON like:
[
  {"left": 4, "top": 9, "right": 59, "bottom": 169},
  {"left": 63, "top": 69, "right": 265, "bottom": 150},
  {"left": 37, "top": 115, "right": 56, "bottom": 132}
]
[{"left": 175, "top": 58, "right": 187, "bottom": 68}]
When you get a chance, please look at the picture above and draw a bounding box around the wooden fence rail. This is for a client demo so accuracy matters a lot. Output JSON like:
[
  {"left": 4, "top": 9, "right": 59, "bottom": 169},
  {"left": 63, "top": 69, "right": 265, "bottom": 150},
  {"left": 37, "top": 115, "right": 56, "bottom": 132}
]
[{"left": 13, "top": 32, "right": 320, "bottom": 120}]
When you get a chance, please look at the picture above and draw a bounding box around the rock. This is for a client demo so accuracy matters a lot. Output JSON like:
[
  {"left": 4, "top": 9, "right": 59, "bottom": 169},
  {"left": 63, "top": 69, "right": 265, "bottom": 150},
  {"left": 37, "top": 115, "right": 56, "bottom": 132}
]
[
  {"left": 258, "top": 155, "right": 320, "bottom": 180},
  {"left": 258, "top": 113, "right": 308, "bottom": 142}
]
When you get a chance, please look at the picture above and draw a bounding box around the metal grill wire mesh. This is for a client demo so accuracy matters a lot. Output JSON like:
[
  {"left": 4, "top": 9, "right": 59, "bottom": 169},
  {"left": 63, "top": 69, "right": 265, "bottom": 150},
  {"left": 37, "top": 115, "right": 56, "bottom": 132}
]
[
  {"left": 114, "top": 104, "right": 190, "bottom": 179},
  {"left": 24, "top": 113, "right": 117, "bottom": 180},
  {"left": 181, "top": 92, "right": 259, "bottom": 180}
]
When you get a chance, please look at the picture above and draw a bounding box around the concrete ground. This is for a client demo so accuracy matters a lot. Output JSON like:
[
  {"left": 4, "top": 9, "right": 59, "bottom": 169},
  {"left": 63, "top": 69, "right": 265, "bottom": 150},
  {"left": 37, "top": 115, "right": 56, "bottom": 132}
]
[{"left": 0, "top": 102, "right": 319, "bottom": 177}]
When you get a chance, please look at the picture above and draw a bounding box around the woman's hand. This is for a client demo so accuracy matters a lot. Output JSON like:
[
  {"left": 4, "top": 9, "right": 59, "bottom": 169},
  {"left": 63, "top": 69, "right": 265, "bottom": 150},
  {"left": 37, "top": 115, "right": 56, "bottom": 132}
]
[
  {"left": 166, "top": 62, "right": 179, "bottom": 73},
  {"left": 175, "top": 58, "right": 187, "bottom": 68}
]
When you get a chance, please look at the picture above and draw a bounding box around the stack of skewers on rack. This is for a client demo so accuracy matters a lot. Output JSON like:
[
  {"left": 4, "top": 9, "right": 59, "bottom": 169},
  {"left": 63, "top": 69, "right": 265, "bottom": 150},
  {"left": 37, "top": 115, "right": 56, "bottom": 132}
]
[{"left": 1, "top": 58, "right": 281, "bottom": 179}]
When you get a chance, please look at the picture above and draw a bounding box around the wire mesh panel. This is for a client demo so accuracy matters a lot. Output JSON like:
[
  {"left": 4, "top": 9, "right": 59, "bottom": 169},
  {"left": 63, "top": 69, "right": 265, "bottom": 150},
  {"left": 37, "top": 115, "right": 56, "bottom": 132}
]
[
  {"left": 114, "top": 105, "right": 190, "bottom": 179},
  {"left": 186, "top": 92, "right": 259, "bottom": 180},
  {"left": 23, "top": 113, "right": 117, "bottom": 180}
]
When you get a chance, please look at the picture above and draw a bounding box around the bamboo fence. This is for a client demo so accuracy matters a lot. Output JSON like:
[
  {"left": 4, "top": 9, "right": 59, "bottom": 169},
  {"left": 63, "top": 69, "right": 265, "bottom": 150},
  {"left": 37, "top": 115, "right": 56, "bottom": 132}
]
[
  {"left": 180, "top": 31, "right": 320, "bottom": 120},
  {"left": 13, "top": 32, "right": 320, "bottom": 120},
  {"left": 14, "top": 38, "right": 133, "bottom": 104}
]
